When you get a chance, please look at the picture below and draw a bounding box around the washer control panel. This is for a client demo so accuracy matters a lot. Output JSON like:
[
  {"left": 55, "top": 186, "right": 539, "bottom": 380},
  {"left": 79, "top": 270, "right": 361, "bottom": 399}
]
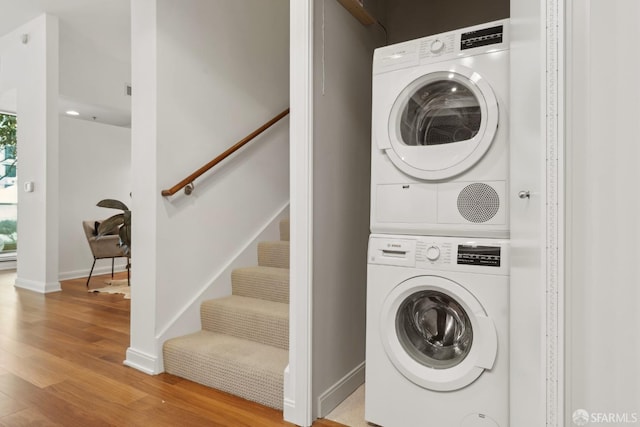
[
  {"left": 416, "top": 240, "right": 453, "bottom": 265},
  {"left": 369, "top": 234, "right": 509, "bottom": 275}
]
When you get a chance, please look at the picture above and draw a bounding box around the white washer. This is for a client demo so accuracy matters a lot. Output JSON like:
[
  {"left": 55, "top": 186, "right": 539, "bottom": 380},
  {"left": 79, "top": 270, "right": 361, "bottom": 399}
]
[
  {"left": 371, "top": 20, "right": 510, "bottom": 238},
  {"left": 365, "top": 234, "right": 509, "bottom": 427}
]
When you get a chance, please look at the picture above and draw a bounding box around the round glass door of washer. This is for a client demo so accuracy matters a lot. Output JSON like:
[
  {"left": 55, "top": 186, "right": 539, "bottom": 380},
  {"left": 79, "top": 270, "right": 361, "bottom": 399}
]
[
  {"left": 381, "top": 276, "right": 498, "bottom": 391},
  {"left": 397, "top": 290, "right": 473, "bottom": 369},
  {"left": 386, "top": 66, "right": 499, "bottom": 180}
]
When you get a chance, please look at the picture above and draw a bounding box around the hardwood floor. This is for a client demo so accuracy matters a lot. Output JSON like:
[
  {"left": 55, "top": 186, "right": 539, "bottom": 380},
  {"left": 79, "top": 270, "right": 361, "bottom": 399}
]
[{"left": 0, "top": 270, "right": 344, "bottom": 427}]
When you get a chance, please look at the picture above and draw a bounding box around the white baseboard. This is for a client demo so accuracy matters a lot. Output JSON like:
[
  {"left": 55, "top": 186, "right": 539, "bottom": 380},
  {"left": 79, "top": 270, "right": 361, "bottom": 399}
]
[
  {"left": 59, "top": 261, "right": 128, "bottom": 281},
  {"left": 15, "top": 277, "right": 62, "bottom": 293},
  {"left": 283, "top": 398, "right": 300, "bottom": 424},
  {"left": 317, "top": 361, "right": 366, "bottom": 418},
  {"left": 124, "top": 347, "right": 161, "bottom": 375},
  {"left": 283, "top": 364, "right": 300, "bottom": 425},
  {"left": 0, "top": 260, "right": 16, "bottom": 271}
]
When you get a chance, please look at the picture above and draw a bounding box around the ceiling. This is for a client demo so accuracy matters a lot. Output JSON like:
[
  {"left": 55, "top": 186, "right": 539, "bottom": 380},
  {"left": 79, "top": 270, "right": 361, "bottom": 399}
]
[
  {"left": 0, "top": 0, "right": 130, "bottom": 63},
  {"left": 0, "top": 0, "right": 131, "bottom": 127}
]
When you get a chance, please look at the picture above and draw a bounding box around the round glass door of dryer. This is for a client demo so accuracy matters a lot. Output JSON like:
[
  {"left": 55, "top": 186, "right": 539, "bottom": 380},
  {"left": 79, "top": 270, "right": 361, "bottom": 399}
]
[
  {"left": 386, "top": 66, "right": 499, "bottom": 180},
  {"left": 399, "top": 79, "right": 481, "bottom": 147}
]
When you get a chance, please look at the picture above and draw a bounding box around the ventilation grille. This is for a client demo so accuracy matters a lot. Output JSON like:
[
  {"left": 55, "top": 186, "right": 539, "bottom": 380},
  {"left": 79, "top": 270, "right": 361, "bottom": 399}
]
[{"left": 457, "top": 183, "right": 500, "bottom": 223}]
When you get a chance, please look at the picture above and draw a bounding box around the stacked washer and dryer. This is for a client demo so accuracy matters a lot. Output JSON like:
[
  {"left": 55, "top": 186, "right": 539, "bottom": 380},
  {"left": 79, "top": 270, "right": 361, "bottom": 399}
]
[{"left": 365, "top": 20, "right": 511, "bottom": 427}]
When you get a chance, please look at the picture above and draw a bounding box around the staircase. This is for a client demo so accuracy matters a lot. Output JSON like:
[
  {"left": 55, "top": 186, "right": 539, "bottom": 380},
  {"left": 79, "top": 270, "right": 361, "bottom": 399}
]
[{"left": 163, "top": 218, "right": 290, "bottom": 410}]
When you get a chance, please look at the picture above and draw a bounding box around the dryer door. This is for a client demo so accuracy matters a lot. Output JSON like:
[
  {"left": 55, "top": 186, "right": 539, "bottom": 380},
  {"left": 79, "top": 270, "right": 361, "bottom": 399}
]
[
  {"left": 383, "top": 65, "right": 499, "bottom": 180},
  {"left": 381, "top": 275, "right": 498, "bottom": 391}
]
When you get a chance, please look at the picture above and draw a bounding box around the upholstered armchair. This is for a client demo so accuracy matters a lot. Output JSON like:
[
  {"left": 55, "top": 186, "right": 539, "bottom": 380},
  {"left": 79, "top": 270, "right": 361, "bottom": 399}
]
[{"left": 82, "top": 220, "right": 130, "bottom": 288}]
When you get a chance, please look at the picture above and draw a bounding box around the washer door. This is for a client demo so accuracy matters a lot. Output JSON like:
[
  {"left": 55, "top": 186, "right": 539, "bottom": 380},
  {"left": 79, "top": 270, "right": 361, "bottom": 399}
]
[
  {"left": 383, "top": 65, "right": 498, "bottom": 180},
  {"left": 381, "top": 275, "right": 498, "bottom": 391}
]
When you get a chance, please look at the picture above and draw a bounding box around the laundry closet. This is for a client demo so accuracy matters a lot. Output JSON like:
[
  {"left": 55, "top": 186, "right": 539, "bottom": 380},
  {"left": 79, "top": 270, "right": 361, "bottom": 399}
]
[
  {"left": 291, "top": 0, "right": 519, "bottom": 424},
  {"left": 291, "top": 0, "right": 639, "bottom": 426}
]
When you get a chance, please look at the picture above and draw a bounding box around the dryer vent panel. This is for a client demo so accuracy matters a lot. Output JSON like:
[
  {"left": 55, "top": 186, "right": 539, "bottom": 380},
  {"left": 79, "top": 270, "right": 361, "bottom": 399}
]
[{"left": 456, "top": 183, "right": 500, "bottom": 223}]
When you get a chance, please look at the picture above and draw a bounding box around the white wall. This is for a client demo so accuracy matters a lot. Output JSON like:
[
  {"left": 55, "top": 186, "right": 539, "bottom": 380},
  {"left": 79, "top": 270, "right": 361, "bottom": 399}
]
[
  {"left": 59, "top": 29, "right": 131, "bottom": 115},
  {"left": 58, "top": 116, "right": 131, "bottom": 280},
  {"left": 311, "top": 0, "right": 383, "bottom": 418},
  {"left": 0, "top": 14, "right": 60, "bottom": 293},
  {"left": 57, "top": 12, "right": 133, "bottom": 279},
  {"left": 509, "top": 0, "right": 545, "bottom": 425},
  {"left": 566, "top": 0, "right": 640, "bottom": 422},
  {"left": 128, "top": 0, "right": 290, "bottom": 374}
]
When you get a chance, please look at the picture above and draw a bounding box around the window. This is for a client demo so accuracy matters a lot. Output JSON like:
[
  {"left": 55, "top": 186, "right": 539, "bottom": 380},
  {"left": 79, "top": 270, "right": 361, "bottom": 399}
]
[{"left": 0, "top": 112, "right": 17, "bottom": 256}]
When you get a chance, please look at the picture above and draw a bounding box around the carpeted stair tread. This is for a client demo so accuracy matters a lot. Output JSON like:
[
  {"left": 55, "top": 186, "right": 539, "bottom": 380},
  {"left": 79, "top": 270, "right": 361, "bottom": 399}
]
[
  {"left": 258, "top": 241, "right": 289, "bottom": 269},
  {"left": 163, "top": 330, "right": 287, "bottom": 410},
  {"left": 200, "top": 295, "right": 288, "bottom": 350},
  {"left": 232, "top": 266, "right": 289, "bottom": 304},
  {"left": 279, "top": 218, "right": 290, "bottom": 242},
  {"left": 164, "top": 218, "right": 291, "bottom": 410}
]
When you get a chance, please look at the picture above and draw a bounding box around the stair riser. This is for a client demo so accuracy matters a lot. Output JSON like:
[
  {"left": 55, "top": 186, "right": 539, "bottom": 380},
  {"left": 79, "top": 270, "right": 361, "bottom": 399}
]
[
  {"left": 258, "top": 242, "right": 289, "bottom": 269},
  {"left": 163, "top": 332, "right": 287, "bottom": 411},
  {"left": 201, "top": 304, "right": 288, "bottom": 350},
  {"left": 164, "top": 355, "right": 283, "bottom": 410},
  {"left": 231, "top": 268, "right": 289, "bottom": 304},
  {"left": 279, "top": 218, "right": 290, "bottom": 242}
]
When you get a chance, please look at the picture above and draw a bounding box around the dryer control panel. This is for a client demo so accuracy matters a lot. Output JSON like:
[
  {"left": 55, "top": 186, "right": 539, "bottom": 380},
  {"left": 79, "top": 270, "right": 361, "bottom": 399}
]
[
  {"left": 368, "top": 234, "right": 509, "bottom": 275},
  {"left": 460, "top": 24, "right": 505, "bottom": 50},
  {"left": 457, "top": 244, "right": 501, "bottom": 267},
  {"left": 372, "top": 19, "right": 509, "bottom": 75}
]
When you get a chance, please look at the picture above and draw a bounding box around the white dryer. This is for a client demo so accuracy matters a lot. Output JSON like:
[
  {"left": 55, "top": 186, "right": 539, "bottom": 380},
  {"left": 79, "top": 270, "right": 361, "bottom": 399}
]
[
  {"left": 371, "top": 20, "right": 510, "bottom": 238},
  {"left": 365, "top": 234, "right": 509, "bottom": 427}
]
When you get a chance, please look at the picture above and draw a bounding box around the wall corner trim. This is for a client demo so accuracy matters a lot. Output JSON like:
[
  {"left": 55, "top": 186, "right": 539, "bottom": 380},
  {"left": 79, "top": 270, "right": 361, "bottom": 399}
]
[
  {"left": 545, "top": 0, "right": 564, "bottom": 425},
  {"left": 286, "top": 0, "right": 315, "bottom": 425}
]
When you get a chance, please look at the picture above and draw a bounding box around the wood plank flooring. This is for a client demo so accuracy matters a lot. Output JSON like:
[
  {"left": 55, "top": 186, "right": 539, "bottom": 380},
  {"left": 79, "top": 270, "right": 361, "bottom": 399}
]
[{"left": 0, "top": 270, "right": 344, "bottom": 426}]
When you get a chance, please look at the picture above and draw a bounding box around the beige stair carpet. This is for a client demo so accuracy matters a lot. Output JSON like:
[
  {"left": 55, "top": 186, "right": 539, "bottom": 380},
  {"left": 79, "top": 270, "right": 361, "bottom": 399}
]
[
  {"left": 200, "top": 295, "right": 289, "bottom": 350},
  {"left": 164, "top": 330, "right": 288, "bottom": 410},
  {"left": 258, "top": 241, "right": 290, "bottom": 269},
  {"left": 163, "top": 218, "right": 290, "bottom": 411},
  {"left": 279, "top": 218, "right": 290, "bottom": 241},
  {"left": 232, "top": 266, "right": 289, "bottom": 304}
]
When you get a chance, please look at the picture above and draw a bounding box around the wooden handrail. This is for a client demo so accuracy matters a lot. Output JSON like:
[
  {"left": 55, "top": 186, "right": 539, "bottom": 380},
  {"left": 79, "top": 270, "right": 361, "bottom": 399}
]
[{"left": 161, "top": 108, "right": 290, "bottom": 197}]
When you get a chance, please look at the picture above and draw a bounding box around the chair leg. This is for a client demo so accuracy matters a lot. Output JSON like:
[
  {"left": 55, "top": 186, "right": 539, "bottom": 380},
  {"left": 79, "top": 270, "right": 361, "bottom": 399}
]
[
  {"left": 111, "top": 258, "right": 115, "bottom": 278},
  {"left": 127, "top": 260, "right": 130, "bottom": 286},
  {"left": 86, "top": 258, "right": 97, "bottom": 288}
]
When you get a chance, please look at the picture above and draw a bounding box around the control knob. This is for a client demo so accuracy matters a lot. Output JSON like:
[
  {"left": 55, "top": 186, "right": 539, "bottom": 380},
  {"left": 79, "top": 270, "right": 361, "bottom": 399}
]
[
  {"left": 426, "top": 245, "right": 441, "bottom": 261},
  {"left": 430, "top": 39, "right": 445, "bottom": 54}
]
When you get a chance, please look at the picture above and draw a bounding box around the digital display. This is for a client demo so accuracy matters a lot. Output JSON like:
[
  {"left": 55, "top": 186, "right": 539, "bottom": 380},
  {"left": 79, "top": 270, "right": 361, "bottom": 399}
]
[
  {"left": 460, "top": 25, "right": 504, "bottom": 50},
  {"left": 457, "top": 245, "right": 501, "bottom": 267}
]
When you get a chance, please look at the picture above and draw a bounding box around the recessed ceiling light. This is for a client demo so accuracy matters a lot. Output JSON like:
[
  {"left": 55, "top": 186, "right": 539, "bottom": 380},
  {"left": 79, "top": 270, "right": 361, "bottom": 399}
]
[{"left": 66, "top": 110, "right": 80, "bottom": 116}]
